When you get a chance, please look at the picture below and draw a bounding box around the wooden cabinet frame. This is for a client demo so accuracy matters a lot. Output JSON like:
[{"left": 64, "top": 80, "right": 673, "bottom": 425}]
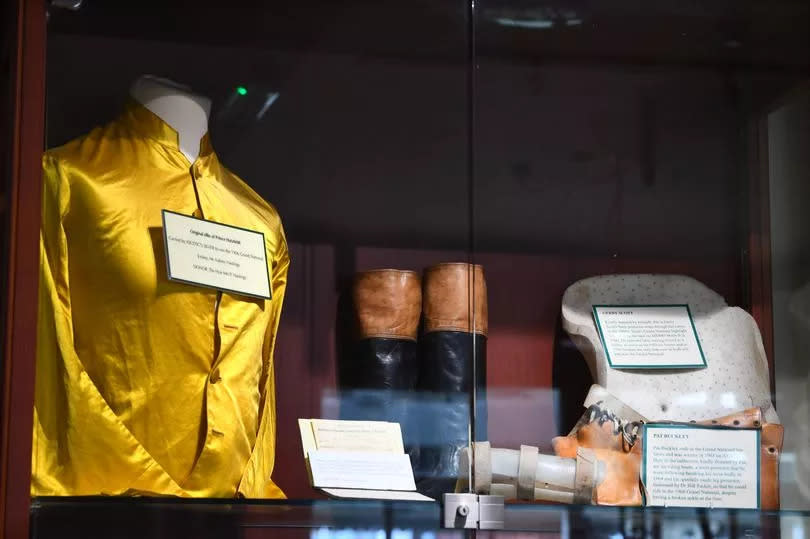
[
  {"left": 1, "top": 1, "right": 45, "bottom": 538},
  {"left": 0, "top": 1, "right": 786, "bottom": 536}
]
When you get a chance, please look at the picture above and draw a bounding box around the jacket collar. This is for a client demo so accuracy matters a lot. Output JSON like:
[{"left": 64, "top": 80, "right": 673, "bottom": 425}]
[{"left": 119, "top": 98, "right": 214, "bottom": 160}]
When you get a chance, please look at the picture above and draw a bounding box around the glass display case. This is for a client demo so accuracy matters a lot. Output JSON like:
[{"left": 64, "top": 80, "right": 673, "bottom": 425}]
[{"left": 2, "top": 0, "right": 809, "bottom": 537}]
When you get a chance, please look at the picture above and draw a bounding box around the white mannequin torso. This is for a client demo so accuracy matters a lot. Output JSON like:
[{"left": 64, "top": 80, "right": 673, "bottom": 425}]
[{"left": 129, "top": 75, "right": 212, "bottom": 163}]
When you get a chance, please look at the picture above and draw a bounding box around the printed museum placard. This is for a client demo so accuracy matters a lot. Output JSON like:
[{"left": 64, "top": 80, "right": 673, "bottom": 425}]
[
  {"left": 308, "top": 450, "right": 417, "bottom": 491},
  {"left": 298, "top": 419, "right": 404, "bottom": 457},
  {"left": 592, "top": 305, "right": 707, "bottom": 369},
  {"left": 162, "top": 210, "right": 271, "bottom": 299},
  {"left": 298, "top": 419, "right": 433, "bottom": 501},
  {"left": 642, "top": 424, "right": 760, "bottom": 509}
]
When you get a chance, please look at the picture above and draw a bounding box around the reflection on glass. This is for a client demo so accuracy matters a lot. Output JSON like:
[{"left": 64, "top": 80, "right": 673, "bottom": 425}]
[
  {"left": 310, "top": 529, "right": 437, "bottom": 539},
  {"left": 770, "top": 93, "right": 810, "bottom": 508}
]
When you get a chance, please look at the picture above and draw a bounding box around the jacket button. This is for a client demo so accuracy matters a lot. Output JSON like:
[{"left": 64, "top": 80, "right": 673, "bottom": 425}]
[
  {"left": 210, "top": 369, "right": 221, "bottom": 384},
  {"left": 192, "top": 208, "right": 202, "bottom": 218}
]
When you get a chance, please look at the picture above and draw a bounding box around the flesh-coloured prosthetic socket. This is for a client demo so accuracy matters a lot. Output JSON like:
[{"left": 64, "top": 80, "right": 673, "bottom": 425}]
[
  {"left": 552, "top": 385, "right": 784, "bottom": 509},
  {"left": 562, "top": 275, "right": 779, "bottom": 423}
]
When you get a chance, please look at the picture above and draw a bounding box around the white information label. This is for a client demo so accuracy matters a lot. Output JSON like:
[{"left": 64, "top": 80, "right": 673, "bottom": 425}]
[
  {"left": 321, "top": 488, "right": 434, "bottom": 502},
  {"left": 162, "top": 210, "right": 271, "bottom": 299},
  {"left": 308, "top": 450, "right": 417, "bottom": 492},
  {"left": 643, "top": 425, "right": 760, "bottom": 509},
  {"left": 310, "top": 419, "right": 404, "bottom": 454},
  {"left": 592, "top": 305, "right": 706, "bottom": 369}
]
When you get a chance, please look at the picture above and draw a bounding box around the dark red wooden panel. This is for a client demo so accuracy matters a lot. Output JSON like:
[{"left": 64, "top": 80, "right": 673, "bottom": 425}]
[{"left": 1, "top": 1, "right": 46, "bottom": 537}]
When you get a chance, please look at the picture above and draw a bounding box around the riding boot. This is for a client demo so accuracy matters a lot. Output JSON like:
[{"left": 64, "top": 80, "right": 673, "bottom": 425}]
[
  {"left": 338, "top": 269, "right": 422, "bottom": 465},
  {"left": 417, "top": 262, "right": 488, "bottom": 498}
]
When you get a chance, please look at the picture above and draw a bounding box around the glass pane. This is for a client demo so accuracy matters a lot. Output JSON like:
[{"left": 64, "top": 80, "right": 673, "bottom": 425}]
[
  {"left": 471, "top": 0, "right": 810, "bottom": 522},
  {"left": 34, "top": 0, "right": 810, "bottom": 533},
  {"left": 31, "top": 498, "right": 452, "bottom": 538},
  {"left": 39, "top": 0, "right": 470, "bottom": 507},
  {"left": 30, "top": 498, "right": 810, "bottom": 536},
  {"left": 769, "top": 89, "right": 810, "bottom": 509}
]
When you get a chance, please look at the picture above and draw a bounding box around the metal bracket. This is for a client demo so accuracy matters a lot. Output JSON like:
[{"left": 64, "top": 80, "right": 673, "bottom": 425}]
[{"left": 443, "top": 493, "right": 504, "bottom": 529}]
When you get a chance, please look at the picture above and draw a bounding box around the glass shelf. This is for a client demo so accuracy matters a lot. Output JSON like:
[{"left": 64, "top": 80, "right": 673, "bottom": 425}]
[{"left": 30, "top": 498, "right": 810, "bottom": 538}]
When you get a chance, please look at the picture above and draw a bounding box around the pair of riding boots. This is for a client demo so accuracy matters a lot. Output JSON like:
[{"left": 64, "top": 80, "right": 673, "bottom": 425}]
[{"left": 338, "top": 263, "right": 487, "bottom": 499}]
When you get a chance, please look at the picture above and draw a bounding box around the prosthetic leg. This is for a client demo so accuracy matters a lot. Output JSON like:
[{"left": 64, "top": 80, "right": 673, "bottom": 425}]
[
  {"left": 561, "top": 275, "right": 779, "bottom": 423},
  {"left": 551, "top": 385, "right": 784, "bottom": 509},
  {"left": 462, "top": 385, "right": 783, "bottom": 509},
  {"left": 459, "top": 442, "right": 605, "bottom": 504},
  {"left": 556, "top": 275, "right": 783, "bottom": 508}
]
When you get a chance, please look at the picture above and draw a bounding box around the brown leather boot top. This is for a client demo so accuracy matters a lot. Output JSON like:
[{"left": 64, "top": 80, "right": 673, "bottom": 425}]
[
  {"left": 353, "top": 269, "right": 421, "bottom": 340},
  {"left": 423, "top": 262, "right": 488, "bottom": 336}
]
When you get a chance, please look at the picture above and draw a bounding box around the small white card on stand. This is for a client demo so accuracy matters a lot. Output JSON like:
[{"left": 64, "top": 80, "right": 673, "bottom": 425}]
[
  {"left": 308, "top": 450, "right": 416, "bottom": 491},
  {"left": 299, "top": 419, "right": 433, "bottom": 502}
]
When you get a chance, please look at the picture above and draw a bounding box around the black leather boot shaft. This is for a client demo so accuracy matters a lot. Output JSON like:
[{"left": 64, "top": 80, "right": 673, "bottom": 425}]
[
  {"left": 416, "top": 331, "right": 487, "bottom": 498},
  {"left": 339, "top": 337, "right": 419, "bottom": 419}
]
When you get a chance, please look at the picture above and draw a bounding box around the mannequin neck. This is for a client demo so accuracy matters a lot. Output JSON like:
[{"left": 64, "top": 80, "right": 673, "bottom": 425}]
[{"left": 129, "top": 76, "right": 212, "bottom": 162}]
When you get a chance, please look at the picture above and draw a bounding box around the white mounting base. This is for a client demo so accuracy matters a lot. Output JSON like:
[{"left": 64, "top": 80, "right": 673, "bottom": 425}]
[{"left": 443, "top": 493, "right": 504, "bottom": 529}]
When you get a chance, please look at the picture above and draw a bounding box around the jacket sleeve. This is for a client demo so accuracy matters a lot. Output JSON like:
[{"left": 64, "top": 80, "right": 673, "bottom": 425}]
[
  {"left": 32, "top": 154, "right": 184, "bottom": 496},
  {"left": 237, "top": 226, "right": 290, "bottom": 499}
]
